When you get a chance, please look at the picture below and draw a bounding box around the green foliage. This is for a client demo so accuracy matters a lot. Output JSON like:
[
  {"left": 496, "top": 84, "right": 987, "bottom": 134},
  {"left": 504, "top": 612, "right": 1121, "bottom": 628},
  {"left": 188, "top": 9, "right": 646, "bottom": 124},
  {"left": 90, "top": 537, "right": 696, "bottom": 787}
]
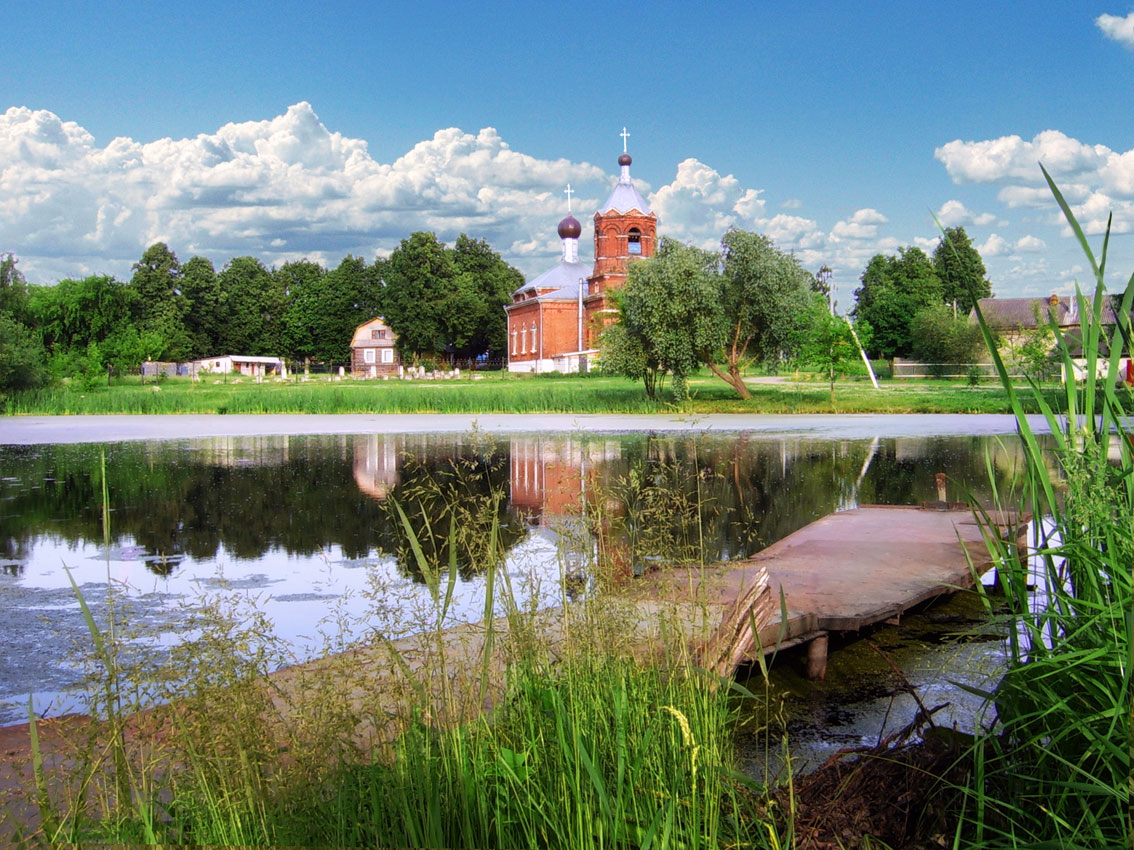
[
  {"left": 796, "top": 296, "right": 871, "bottom": 403},
  {"left": 0, "top": 311, "right": 48, "bottom": 394},
  {"left": 216, "top": 256, "right": 286, "bottom": 355},
  {"left": 1007, "top": 317, "right": 1057, "bottom": 382},
  {"left": 604, "top": 237, "right": 725, "bottom": 401},
  {"left": 599, "top": 319, "right": 661, "bottom": 399},
  {"left": 381, "top": 232, "right": 523, "bottom": 364},
  {"left": 964, "top": 172, "right": 1132, "bottom": 848},
  {"left": 853, "top": 247, "right": 943, "bottom": 359},
  {"left": 280, "top": 256, "right": 380, "bottom": 365},
  {"left": 932, "top": 225, "right": 991, "bottom": 315},
  {"left": 0, "top": 252, "right": 32, "bottom": 321},
  {"left": 909, "top": 303, "right": 985, "bottom": 368},
  {"left": 450, "top": 233, "right": 523, "bottom": 360},
  {"left": 130, "top": 243, "right": 192, "bottom": 361},
  {"left": 0, "top": 254, "right": 48, "bottom": 394},
  {"left": 718, "top": 228, "right": 815, "bottom": 372},
  {"left": 380, "top": 232, "right": 459, "bottom": 362},
  {"left": 180, "top": 256, "right": 222, "bottom": 359}
]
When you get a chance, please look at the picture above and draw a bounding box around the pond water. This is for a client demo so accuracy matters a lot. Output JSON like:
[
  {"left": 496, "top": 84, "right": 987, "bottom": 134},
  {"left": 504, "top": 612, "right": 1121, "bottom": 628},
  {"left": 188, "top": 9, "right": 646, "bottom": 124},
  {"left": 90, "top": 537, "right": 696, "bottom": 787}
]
[{"left": 0, "top": 427, "right": 1031, "bottom": 731}]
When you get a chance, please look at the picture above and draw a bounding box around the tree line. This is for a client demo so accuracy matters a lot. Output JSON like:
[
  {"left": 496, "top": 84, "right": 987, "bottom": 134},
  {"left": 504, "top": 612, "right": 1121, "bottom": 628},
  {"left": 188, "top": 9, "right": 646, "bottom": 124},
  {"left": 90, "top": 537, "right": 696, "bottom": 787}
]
[
  {"left": 0, "top": 233, "right": 523, "bottom": 394},
  {"left": 602, "top": 225, "right": 992, "bottom": 400}
]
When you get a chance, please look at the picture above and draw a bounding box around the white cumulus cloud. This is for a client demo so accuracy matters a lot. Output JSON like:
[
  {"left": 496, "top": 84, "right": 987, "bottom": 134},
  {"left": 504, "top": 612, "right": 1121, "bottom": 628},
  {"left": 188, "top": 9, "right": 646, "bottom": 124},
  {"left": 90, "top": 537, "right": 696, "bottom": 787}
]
[
  {"left": 0, "top": 102, "right": 611, "bottom": 282},
  {"left": 1015, "top": 234, "right": 1047, "bottom": 252},
  {"left": 830, "top": 208, "right": 888, "bottom": 240},
  {"left": 648, "top": 158, "right": 766, "bottom": 250},
  {"left": 934, "top": 199, "right": 996, "bottom": 227},
  {"left": 978, "top": 234, "right": 1010, "bottom": 257},
  {"left": 1097, "top": 12, "right": 1134, "bottom": 48}
]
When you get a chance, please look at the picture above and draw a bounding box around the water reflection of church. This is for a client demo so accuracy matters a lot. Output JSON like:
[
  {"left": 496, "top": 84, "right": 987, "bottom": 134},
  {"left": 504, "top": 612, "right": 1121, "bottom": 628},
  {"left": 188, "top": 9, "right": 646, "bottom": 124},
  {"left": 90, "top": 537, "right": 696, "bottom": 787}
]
[{"left": 508, "top": 437, "right": 625, "bottom": 524}]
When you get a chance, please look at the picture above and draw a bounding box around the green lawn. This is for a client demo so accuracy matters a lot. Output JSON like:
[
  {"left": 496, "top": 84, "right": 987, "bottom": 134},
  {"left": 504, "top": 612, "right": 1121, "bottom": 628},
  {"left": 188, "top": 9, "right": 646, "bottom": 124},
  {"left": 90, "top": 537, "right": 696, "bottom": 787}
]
[{"left": 2, "top": 369, "right": 1085, "bottom": 415}]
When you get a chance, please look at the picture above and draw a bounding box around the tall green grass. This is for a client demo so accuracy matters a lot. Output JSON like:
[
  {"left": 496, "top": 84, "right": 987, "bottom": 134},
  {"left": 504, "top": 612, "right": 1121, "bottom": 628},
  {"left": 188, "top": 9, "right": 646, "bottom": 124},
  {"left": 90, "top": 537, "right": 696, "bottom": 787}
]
[
  {"left": 963, "top": 169, "right": 1132, "bottom": 848},
  {"left": 18, "top": 449, "right": 786, "bottom": 849},
  {"left": 4, "top": 368, "right": 1077, "bottom": 415}
]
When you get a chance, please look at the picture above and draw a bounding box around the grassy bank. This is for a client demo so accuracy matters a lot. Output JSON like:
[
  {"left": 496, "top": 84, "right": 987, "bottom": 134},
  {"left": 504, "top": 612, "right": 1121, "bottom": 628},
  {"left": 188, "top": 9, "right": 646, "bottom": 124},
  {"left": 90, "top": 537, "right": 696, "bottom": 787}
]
[{"left": 2, "top": 369, "right": 1088, "bottom": 415}]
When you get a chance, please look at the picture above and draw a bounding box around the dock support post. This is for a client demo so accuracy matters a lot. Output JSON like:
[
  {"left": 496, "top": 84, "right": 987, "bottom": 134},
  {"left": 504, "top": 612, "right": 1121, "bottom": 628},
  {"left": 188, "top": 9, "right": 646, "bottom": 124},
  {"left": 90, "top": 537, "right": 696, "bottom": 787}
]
[{"left": 805, "top": 634, "right": 829, "bottom": 680}]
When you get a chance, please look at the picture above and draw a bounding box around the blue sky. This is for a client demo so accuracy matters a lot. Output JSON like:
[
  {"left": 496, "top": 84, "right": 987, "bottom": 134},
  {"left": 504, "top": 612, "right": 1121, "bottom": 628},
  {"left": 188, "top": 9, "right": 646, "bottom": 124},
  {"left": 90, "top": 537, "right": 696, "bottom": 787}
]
[{"left": 5, "top": 0, "right": 1134, "bottom": 303}]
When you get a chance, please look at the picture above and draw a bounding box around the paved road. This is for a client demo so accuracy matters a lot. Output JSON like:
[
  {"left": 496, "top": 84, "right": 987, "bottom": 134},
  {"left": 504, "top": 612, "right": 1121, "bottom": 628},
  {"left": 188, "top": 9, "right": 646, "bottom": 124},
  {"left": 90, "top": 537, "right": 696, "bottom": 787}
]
[{"left": 0, "top": 413, "right": 1052, "bottom": 445}]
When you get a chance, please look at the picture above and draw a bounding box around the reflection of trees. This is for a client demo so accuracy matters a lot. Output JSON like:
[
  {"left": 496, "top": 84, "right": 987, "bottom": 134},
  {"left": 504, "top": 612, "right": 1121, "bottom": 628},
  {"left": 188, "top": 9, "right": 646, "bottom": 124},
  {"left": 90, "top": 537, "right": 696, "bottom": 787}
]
[
  {"left": 0, "top": 432, "right": 1034, "bottom": 583},
  {"left": 375, "top": 448, "right": 527, "bottom": 582}
]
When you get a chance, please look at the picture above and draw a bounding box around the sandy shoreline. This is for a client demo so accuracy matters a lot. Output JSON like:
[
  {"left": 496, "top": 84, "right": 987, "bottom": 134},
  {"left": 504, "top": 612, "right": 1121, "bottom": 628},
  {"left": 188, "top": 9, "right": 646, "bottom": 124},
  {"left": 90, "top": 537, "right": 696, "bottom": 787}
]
[{"left": 0, "top": 412, "right": 1050, "bottom": 445}]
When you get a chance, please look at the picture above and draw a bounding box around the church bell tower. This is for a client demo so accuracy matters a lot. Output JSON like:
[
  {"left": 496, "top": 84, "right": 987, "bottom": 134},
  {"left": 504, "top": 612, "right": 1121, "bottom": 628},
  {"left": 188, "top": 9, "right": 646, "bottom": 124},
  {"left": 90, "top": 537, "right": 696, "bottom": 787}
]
[{"left": 585, "top": 128, "right": 657, "bottom": 345}]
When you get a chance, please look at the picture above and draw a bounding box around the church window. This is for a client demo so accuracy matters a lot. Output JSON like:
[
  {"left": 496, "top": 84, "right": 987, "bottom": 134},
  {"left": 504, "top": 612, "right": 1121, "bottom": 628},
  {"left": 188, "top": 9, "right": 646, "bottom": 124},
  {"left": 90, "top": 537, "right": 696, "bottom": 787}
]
[
  {"left": 531, "top": 323, "right": 538, "bottom": 352},
  {"left": 628, "top": 228, "right": 642, "bottom": 255},
  {"left": 511, "top": 329, "right": 517, "bottom": 356},
  {"left": 521, "top": 326, "right": 527, "bottom": 354}
]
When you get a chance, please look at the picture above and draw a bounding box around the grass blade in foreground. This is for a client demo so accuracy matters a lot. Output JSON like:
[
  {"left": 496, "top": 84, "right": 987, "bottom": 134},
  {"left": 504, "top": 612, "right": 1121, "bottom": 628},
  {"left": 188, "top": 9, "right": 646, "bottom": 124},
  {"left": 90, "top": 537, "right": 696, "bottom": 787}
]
[{"left": 963, "top": 174, "right": 1132, "bottom": 849}]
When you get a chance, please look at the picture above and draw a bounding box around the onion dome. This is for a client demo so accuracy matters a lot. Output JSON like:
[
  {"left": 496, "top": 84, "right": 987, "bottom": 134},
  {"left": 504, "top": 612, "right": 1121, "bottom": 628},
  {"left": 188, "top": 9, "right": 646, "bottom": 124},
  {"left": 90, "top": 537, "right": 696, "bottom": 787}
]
[
  {"left": 618, "top": 153, "right": 632, "bottom": 166},
  {"left": 558, "top": 214, "right": 582, "bottom": 239}
]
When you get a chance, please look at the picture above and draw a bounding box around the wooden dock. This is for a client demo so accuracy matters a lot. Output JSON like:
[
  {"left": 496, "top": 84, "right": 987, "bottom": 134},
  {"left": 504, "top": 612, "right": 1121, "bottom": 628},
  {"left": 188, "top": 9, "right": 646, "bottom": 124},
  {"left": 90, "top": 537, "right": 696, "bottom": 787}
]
[
  {"left": 627, "top": 504, "right": 1024, "bottom": 678},
  {"left": 0, "top": 502, "right": 1023, "bottom": 837}
]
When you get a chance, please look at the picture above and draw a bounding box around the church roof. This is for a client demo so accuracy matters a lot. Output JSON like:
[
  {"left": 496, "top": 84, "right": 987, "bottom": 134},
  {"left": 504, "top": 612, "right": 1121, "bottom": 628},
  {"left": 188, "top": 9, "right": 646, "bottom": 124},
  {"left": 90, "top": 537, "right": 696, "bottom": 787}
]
[
  {"left": 512, "top": 259, "right": 591, "bottom": 300},
  {"left": 599, "top": 149, "right": 652, "bottom": 215},
  {"left": 599, "top": 181, "right": 652, "bottom": 215}
]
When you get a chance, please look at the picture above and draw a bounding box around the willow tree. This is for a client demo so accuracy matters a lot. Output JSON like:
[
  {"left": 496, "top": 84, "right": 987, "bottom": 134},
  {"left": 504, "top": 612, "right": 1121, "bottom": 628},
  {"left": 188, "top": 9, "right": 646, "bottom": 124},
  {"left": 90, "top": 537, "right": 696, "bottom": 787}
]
[
  {"left": 602, "top": 238, "right": 724, "bottom": 401},
  {"left": 714, "top": 229, "right": 815, "bottom": 399}
]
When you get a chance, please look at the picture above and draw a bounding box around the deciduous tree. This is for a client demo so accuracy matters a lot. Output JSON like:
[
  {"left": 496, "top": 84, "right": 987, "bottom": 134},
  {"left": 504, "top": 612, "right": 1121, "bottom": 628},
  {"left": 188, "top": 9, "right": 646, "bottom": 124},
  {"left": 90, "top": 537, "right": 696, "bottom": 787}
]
[
  {"left": 852, "top": 247, "right": 943, "bottom": 359},
  {"left": 909, "top": 303, "right": 986, "bottom": 369},
  {"left": 933, "top": 226, "right": 991, "bottom": 315},
  {"left": 714, "top": 230, "right": 815, "bottom": 399},
  {"left": 602, "top": 238, "right": 724, "bottom": 401},
  {"left": 216, "top": 256, "right": 286, "bottom": 355},
  {"left": 797, "top": 295, "right": 872, "bottom": 404},
  {"left": 380, "top": 232, "right": 458, "bottom": 363},
  {"left": 130, "top": 243, "right": 192, "bottom": 361}
]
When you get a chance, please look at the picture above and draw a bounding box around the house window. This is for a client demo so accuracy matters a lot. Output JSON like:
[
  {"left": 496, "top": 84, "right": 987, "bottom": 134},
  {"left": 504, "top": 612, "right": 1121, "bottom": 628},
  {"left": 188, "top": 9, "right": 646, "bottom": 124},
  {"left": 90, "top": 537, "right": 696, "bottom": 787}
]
[
  {"left": 531, "top": 323, "right": 537, "bottom": 353},
  {"left": 371, "top": 329, "right": 386, "bottom": 340},
  {"left": 363, "top": 348, "right": 376, "bottom": 364},
  {"left": 381, "top": 348, "right": 393, "bottom": 364},
  {"left": 628, "top": 228, "right": 642, "bottom": 255}
]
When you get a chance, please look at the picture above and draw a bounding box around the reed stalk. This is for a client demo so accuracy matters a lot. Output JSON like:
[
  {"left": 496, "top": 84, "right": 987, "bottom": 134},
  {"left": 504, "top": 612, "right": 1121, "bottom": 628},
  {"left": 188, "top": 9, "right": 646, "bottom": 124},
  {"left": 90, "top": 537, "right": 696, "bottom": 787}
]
[{"left": 962, "top": 169, "right": 1132, "bottom": 848}]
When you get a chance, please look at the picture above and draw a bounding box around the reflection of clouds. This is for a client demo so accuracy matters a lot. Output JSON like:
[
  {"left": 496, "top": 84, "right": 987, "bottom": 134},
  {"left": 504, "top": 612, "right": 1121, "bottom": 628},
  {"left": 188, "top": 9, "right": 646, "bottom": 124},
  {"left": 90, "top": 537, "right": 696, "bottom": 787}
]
[{"left": 352, "top": 434, "right": 402, "bottom": 501}]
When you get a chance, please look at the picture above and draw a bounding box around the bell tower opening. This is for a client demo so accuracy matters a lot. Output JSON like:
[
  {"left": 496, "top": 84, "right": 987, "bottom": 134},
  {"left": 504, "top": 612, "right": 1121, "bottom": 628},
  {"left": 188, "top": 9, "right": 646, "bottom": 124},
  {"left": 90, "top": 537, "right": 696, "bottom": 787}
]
[{"left": 628, "top": 227, "right": 642, "bottom": 255}]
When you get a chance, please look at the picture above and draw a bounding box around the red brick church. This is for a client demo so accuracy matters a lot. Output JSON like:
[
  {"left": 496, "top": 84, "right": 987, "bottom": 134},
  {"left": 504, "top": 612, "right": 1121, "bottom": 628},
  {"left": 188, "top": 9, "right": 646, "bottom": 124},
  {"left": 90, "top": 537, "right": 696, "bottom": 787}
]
[{"left": 505, "top": 134, "right": 657, "bottom": 372}]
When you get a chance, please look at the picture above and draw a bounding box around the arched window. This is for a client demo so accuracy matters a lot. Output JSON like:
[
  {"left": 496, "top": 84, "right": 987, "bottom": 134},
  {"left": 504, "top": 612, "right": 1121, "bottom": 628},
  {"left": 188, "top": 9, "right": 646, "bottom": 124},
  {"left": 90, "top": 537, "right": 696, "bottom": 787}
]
[
  {"left": 511, "top": 328, "right": 517, "bottom": 356},
  {"left": 628, "top": 228, "right": 642, "bottom": 255},
  {"left": 521, "top": 325, "right": 527, "bottom": 354}
]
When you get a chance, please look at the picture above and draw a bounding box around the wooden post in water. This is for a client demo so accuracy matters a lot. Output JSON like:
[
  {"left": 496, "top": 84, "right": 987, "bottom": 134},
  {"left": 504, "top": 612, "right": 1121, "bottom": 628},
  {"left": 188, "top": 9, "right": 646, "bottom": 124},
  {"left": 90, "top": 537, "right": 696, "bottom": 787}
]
[{"left": 806, "top": 634, "right": 829, "bottom": 680}]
